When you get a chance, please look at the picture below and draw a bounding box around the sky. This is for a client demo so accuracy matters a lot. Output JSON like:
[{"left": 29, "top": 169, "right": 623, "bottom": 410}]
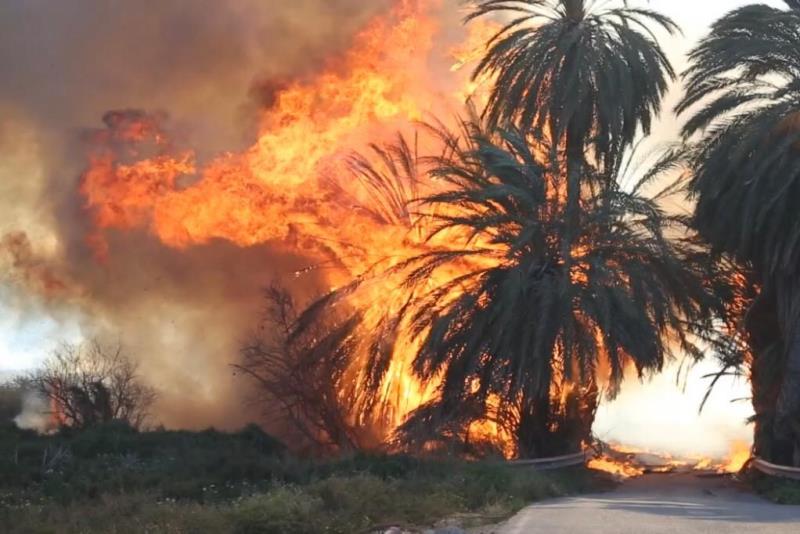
[{"left": 0, "top": 0, "right": 784, "bottom": 453}]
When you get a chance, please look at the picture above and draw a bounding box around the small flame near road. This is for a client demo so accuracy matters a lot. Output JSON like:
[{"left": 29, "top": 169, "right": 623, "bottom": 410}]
[{"left": 588, "top": 441, "right": 753, "bottom": 479}]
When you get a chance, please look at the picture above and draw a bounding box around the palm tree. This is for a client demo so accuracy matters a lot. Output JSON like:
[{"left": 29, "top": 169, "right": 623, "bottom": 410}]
[
  {"left": 471, "top": 0, "right": 677, "bottom": 166},
  {"left": 677, "top": 0, "right": 800, "bottom": 466},
  {"left": 392, "top": 120, "right": 719, "bottom": 457},
  {"left": 284, "top": 1, "right": 693, "bottom": 457},
  {"left": 468, "top": 2, "right": 679, "bottom": 384}
]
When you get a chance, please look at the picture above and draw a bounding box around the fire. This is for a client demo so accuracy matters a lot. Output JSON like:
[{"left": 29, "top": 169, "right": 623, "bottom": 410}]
[
  {"left": 70, "top": 0, "right": 754, "bottom": 462},
  {"left": 587, "top": 443, "right": 648, "bottom": 478},
  {"left": 682, "top": 441, "right": 752, "bottom": 474},
  {"left": 49, "top": 395, "right": 66, "bottom": 429},
  {"left": 717, "top": 440, "right": 752, "bottom": 473},
  {"left": 81, "top": 1, "right": 445, "bottom": 257},
  {"left": 588, "top": 456, "right": 646, "bottom": 479},
  {"left": 587, "top": 441, "right": 754, "bottom": 479},
  {"left": 449, "top": 17, "right": 498, "bottom": 103},
  {"left": 77, "top": 0, "right": 487, "bottom": 448},
  {"left": 466, "top": 394, "right": 518, "bottom": 459}
]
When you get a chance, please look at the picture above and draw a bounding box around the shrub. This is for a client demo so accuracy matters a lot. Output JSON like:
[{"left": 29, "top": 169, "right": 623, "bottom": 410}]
[
  {"left": 23, "top": 341, "right": 156, "bottom": 430},
  {"left": 0, "top": 382, "right": 23, "bottom": 424},
  {"left": 0, "top": 424, "right": 611, "bottom": 533},
  {"left": 750, "top": 471, "right": 800, "bottom": 504},
  {"left": 233, "top": 487, "right": 325, "bottom": 534}
]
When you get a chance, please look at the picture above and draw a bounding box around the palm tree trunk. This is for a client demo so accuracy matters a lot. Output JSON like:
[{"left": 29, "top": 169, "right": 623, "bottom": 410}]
[
  {"left": 774, "top": 277, "right": 800, "bottom": 466},
  {"left": 561, "top": 130, "right": 583, "bottom": 327},
  {"left": 517, "top": 393, "right": 552, "bottom": 458},
  {"left": 746, "top": 287, "right": 781, "bottom": 462},
  {"left": 548, "top": 116, "right": 585, "bottom": 455}
]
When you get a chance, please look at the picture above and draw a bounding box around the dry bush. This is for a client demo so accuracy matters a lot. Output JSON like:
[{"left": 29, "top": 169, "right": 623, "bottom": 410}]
[
  {"left": 23, "top": 341, "right": 156, "bottom": 429},
  {"left": 236, "top": 285, "right": 373, "bottom": 454}
]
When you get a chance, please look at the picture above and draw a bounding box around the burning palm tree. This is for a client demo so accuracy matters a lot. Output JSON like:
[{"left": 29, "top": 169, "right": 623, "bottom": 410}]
[
  {"left": 677, "top": 0, "right": 800, "bottom": 466},
  {"left": 469, "top": 0, "right": 678, "bottom": 198},
  {"left": 467, "top": 0, "right": 681, "bottom": 411},
  {"left": 283, "top": 111, "right": 722, "bottom": 458},
  {"left": 391, "top": 120, "right": 719, "bottom": 458},
  {"left": 276, "top": 1, "right": 725, "bottom": 458}
]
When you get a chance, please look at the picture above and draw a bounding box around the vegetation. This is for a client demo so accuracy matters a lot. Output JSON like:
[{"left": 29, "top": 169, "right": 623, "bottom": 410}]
[
  {"left": 19, "top": 341, "right": 156, "bottom": 430},
  {"left": 237, "top": 285, "right": 377, "bottom": 455},
  {"left": 678, "top": 0, "right": 800, "bottom": 466},
  {"left": 746, "top": 470, "right": 800, "bottom": 505},
  {"left": 264, "top": 0, "right": 715, "bottom": 461},
  {"left": 0, "top": 382, "right": 24, "bottom": 425},
  {"left": 468, "top": 0, "right": 679, "bottom": 321},
  {"left": 390, "top": 120, "right": 721, "bottom": 458},
  {"left": 470, "top": 0, "right": 678, "bottom": 174},
  {"left": 11, "top": 2, "right": 800, "bottom": 531},
  {"left": 0, "top": 422, "right": 610, "bottom": 533}
]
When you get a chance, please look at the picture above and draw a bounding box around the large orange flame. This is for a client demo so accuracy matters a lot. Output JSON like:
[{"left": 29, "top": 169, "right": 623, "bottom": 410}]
[
  {"left": 78, "top": 0, "right": 493, "bottom": 448},
  {"left": 82, "top": 1, "right": 442, "bottom": 255}
]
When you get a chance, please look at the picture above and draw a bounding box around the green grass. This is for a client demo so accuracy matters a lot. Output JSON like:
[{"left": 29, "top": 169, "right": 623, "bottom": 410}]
[
  {"left": 0, "top": 421, "right": 287, "bottom": 505},
  {"left": 750, "top": 472, "right": 800, "bottom": 505},
  {"left": 0, "top": 423, "right": 612, "bottom": 533}
]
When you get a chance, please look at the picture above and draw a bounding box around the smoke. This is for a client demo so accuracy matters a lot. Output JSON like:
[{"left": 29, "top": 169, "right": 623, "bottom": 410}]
[
  {"left": 0, "top": 0, "right": 393, "bottom": 150},
  {"left": 14, "top": 391, "right": 52, "bottom": 433},
  {"left": 0, "top": 0, "right": 399, "bottom": 429},
  {"left": 594, "top": 360, "right": 754, "bottom": 458}
]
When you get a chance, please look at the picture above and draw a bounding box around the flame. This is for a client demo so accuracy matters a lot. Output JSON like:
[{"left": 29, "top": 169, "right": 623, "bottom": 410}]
[
  {"left": 49, "top": 395, "right": 66, "bottom": 429},
  {"left": 449, "top": 17, "right": 498, "bottom": 103},
  {"left": 77, "top": 0, "right": 484, "bottom": 447},
  {"left": 588, "top": 456, "right": 646, "bottom": 479},
  {"left": 587, "top": 443, "right": 648, "bottom": 478},
  {"left": 588, "top": 441, "right": 754, "bottom": 479},
  {"left": 81, "top": 1, "right": 444, "bottom": 257},
  {"left": 466, "top": 394, "right": 518, "bottom": 459},
  {"left": 716, "top": 440, "right": 751, "bottom": 473}
]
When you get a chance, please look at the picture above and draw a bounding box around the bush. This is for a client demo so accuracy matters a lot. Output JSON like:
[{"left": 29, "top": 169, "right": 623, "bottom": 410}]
[
  {"left": 0, "top": 422, "right": 288, "bottom": 505},
  {"left": 233, "top": 487, "right": 325, "bottom": 534},
  {"left": 23, "top": 340, "right": 156, "bottom": 430},
  {"left": 750, "top": 471, "right": 800, "bottom": 504},
  {"left": 0, "top": 382, "right": 23, "bottom": 424},
  {"left": 0, "top": 424, "right": 612, "bottom": 533}
]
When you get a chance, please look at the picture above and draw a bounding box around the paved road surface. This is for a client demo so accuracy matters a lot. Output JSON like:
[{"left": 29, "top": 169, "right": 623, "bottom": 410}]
[{"left": 476, "top": 472, "right": 800, "bottom": 533}]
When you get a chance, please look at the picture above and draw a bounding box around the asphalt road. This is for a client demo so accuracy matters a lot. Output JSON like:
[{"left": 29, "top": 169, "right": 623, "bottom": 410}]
[{"left": 475, "top": 472, "right": 800, "bottom": 534}]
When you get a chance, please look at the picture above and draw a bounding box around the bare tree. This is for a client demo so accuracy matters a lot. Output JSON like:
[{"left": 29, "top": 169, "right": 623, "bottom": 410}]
[
  {"left": 24, "top": 341, "right": 156, "bottom": 429},
  {"left": 235, "top": 285, "right": 374, "bottom": 454}
]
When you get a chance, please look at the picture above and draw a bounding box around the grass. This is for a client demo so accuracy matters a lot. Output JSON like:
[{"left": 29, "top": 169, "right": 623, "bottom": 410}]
[
  {"left": 749, "top": 471, "right": 800, "bottom": 505},
  {"left": 0, "top": 422, "right": 612, "bottom": 533}
]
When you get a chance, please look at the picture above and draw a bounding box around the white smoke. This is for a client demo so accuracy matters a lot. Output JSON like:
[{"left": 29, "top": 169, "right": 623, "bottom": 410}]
[
  {"left": 14, "top": 390, "right": 52, "bottom": 433},
  {"left": 594, "top": 359, "right": 753, "bottom": 458}
]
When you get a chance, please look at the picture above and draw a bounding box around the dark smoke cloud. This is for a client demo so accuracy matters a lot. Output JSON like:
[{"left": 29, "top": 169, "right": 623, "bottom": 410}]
[
  {"left": 0, "top": 0, "right": 392, "bottom": 153},
  {"left": 0, "top": 0, "right": 393, "bottom": 429}
]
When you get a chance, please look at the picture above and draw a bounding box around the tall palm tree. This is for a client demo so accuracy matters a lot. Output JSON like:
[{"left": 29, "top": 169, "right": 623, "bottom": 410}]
[
  {"left": 391, "top": 120, "right": 719, "bottom": 457},
  {"left": 677, "top": 0, "right": 800, "bottom": 466},
  {"left": 468, "top": 1, "right": 679, "bottom": 380},
  {"left": 471, "top": 0, "right": 677, "bottom": 169}
]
